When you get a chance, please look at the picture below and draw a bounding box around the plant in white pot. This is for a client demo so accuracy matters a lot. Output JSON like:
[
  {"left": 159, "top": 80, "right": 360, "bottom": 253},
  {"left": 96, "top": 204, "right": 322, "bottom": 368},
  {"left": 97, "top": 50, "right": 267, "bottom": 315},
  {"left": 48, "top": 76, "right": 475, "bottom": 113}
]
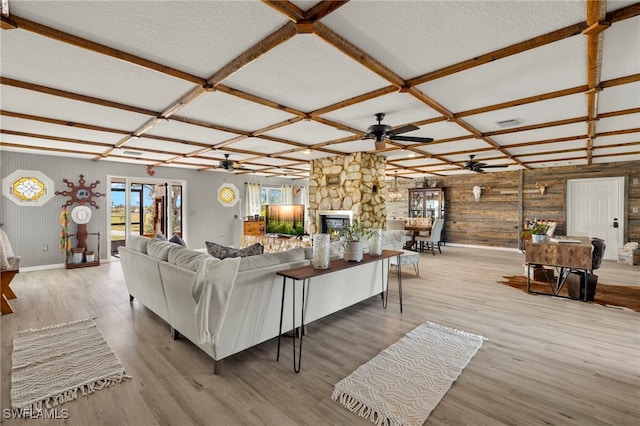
[
  {"left": 339, "top": 220, "right": 374, "bottom": 262},
  {"left": 523, "top": 223, "right": 549, "bottom": 243}
]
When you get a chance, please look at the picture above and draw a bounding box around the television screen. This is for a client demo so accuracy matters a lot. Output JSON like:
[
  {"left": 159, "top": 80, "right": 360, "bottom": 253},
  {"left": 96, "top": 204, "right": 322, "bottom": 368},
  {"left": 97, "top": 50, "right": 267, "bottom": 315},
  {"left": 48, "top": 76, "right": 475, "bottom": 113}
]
[{"left": 265, "top": 204, "right": 305, "bottom": 236}]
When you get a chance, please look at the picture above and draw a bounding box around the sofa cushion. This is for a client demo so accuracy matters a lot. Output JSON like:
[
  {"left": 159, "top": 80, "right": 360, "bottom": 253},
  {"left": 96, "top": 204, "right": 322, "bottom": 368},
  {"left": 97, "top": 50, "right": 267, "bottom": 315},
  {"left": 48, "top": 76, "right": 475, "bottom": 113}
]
[
  {"left": 238, "top": 247, "right": 306, "bottom": 272},
  {"left": 169, "top": 234, "right": 187, "bottom": 247},
  {"left": 148, "top": 239, "right": 180, "bottom": 261},
  {"left": 206, "top": 241, "right": 264, "bottom": 259},
  {"left": 167, "top": 246, "right": 213, "bottom": 272},
  {"left": 127, "top": 235, "right": 151, "bottom": 254}
]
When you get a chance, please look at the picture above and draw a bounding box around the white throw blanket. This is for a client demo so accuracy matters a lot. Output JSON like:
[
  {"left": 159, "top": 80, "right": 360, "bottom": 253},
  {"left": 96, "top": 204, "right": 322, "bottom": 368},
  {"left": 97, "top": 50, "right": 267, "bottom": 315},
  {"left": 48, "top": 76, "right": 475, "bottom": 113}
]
[
  {"left": 0, "top": 229, "right": 16, "bottom": 270},
  {"left": 191, "top": 256, "right": 241, "bottom": 347}
]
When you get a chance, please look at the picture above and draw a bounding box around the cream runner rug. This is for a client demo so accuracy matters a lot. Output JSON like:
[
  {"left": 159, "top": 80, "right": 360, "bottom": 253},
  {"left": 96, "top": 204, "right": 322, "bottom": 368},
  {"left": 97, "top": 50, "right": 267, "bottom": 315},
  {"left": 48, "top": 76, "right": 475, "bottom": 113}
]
[
  {"left": 332, "top": 322, "right": 485, "bottom": 426},
  {"left": 11, "top": 318, "right": 130, "bottom": 409}
]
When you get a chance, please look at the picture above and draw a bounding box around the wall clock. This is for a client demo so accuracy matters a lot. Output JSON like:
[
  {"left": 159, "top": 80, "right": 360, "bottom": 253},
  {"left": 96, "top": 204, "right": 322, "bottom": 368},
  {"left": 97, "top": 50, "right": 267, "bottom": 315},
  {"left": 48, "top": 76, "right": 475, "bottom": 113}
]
[
  {"left": 217, "top": 183, "right": 239, "bottom": 207},
  {"left": 55, "top": 174, "right": 105, "bottom": 208}
]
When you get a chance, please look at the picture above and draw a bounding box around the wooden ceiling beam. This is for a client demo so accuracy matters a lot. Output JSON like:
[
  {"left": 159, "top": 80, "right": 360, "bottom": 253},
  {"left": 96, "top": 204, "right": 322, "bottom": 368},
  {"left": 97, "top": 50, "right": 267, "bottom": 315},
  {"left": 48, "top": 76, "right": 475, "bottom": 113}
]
[
  {"left": 261, "top": 0, "right": 305, "bottom": 22},
  {"left": 304, "top": 1, "right": 349, "bottom": 21},
  {"left": 407, "top": 22, "right": 587, "bottom": 87},
  {"left": 207, "top": 21, "right": 297, "bottom": 86},
  {"left": 2, "top": 15, "right": 206, "bottom": 85},
  {"left": 1, "top": 130, "right": 111, "bottom": 148},
  {"left": 309, "top": 86, "right": 397, "bottom": 117},
  {"left": 313, "top": 22, "right": 405, "bottom": 88},
  {"left": 0, "top": 110, "right": 130, "bottom": 135},
  {"left": 0, "top": 77, "right": 158, "bottom": 116},
  {"left": 215, "top": 84, "right": 307, "bottom": 118},
  {"left": 584, "top": 0, "right": 607, "bottom": 164}
]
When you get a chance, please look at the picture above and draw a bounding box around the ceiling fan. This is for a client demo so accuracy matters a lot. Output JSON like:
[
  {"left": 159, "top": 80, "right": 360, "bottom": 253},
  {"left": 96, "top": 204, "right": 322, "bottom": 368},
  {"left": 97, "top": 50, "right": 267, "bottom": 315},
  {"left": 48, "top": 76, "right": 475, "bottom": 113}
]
[
  {"left": 363, "top": 113, "right": 434, "bottom": 151},
  {"left": 219, "top": 153, "right": 248, "bottom": 171},
  {"left": 463, "top": 155, "right": 508, "bottom": 172}
]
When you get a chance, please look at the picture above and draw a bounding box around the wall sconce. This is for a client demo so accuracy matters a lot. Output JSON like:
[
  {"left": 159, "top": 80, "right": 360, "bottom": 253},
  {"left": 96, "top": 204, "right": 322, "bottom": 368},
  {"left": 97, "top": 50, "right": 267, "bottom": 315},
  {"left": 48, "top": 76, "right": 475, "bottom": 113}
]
[
  {"left": 535, "top": 182, "right": 547, "bottom": 195},
  {"left": 472, "top": 185, "right": 482, "bottom": 202}
]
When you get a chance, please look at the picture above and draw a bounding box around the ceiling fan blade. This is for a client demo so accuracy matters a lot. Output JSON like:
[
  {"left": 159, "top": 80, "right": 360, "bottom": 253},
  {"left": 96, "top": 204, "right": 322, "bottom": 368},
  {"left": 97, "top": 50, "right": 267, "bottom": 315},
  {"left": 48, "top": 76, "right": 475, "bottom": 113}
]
[
  {"left": 388, "top": 124, "right": 419, "bottom": 136},
  {"left": 479, "top": 164, "right": 508, "bottom": 168},
  {"left": 389, "top": 135, "right": 434, "bottom": 143},
  {"left": 374, "top": 140, "right": 387, "bottom": 151}
]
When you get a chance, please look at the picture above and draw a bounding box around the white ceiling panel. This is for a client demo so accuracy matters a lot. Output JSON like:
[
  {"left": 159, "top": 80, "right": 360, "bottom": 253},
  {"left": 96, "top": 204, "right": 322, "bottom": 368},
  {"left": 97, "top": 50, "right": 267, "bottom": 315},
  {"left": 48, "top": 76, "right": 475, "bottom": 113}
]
[
  {"left": 228, "top": 137, "right": 295, "bottom": 154},
  {"left": 507, "top": 139, "right": 590, "bottom": 156},
  {"left": 0, "top": 116, "right": 123, "bottom": 144},
  {"left": 179, "top": 91, "right": 297, "bottom": 132},
  {"left": 493, "top": 123, "right": 587, "bottom": 146},
  {"left": 224, "top": 35, "right": 390, "bottom": 112},
  {"left": 601, "top": 16, "right": 640, "bottom": 80},
  {"left": 463, "top": 94, "right": 587, "bottom": 133},
  {"left": 263, "top": 120, "right": 355, "bottom": 145},
  {"left": 8, "top": 0, "right": 289, "bottom": 78},
  {"left": 124, "top": 138, "right": 198, "bottom": 155},
  {"left": 1, "top": 1, "right": 638, "bottom": 177},
  {"left": 598, "top": 81, "right": 640, "bottom": 113},
  {"left": 594, "top": 153, "right": 640, "bottom": 163},
  {"left": 0, "top": 86, "right": 150, "bottom": 131},
  {"left": 1, "top": 30, "right": 195, "bottom": 111},
  {"left": 596, "top": 113, "right": 640, "bottom": 134},
  {"left": 146, "top": 119, "right": 239, "bottom": 145},
  {"left": 418, "top": 139, "right": 489, "bottom": 156},
  {"left": 321, "top": 1, "right": 585, "bottom": 79},
  {"left": 320, "top": 93, "right": 440, "bottom": 129},
  {"left": 416, "top": 36, "right": 586, "bottom": 113}
]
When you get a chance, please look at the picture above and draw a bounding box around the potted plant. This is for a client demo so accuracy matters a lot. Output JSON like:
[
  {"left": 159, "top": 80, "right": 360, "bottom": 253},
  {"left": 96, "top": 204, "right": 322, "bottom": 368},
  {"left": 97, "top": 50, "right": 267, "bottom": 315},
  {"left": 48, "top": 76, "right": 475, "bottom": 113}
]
[
  {"left": 339, "top": 220, "right": 374, "bottom": 262},
  {"left": 523, "top": 223, "right": 549, "bottom": 243}
]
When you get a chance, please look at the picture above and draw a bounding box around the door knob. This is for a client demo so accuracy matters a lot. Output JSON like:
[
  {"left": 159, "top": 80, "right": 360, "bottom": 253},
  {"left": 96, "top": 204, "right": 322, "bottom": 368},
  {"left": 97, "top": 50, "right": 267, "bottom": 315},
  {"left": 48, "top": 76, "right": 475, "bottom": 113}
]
[{"left": 613, "top": 218, "right": 619, "bottom": 228}]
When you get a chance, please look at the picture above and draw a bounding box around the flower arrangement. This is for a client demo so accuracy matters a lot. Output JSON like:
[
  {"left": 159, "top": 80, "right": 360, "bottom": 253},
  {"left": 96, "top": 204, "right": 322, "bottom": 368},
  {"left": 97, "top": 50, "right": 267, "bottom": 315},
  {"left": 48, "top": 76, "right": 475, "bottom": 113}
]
[{"left": 339, "top": 220, "right": 374, "bottom": 248}]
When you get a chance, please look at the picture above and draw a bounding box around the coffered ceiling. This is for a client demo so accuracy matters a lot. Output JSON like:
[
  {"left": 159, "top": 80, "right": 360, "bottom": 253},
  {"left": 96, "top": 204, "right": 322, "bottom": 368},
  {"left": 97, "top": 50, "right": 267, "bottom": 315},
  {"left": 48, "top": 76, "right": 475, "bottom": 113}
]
[{"left": 1, "top": 0, "right": 639, "bottom": 179}]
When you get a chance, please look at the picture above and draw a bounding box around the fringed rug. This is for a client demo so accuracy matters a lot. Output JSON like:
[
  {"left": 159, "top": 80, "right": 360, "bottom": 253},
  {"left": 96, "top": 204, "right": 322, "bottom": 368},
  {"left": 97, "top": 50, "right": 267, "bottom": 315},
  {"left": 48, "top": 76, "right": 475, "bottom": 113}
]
[
  {"left": 332, "top": 322, "right": 485, "bottom": 426},
  {"left": 11, "top": 318, "right": 130, "bottom": 409}
]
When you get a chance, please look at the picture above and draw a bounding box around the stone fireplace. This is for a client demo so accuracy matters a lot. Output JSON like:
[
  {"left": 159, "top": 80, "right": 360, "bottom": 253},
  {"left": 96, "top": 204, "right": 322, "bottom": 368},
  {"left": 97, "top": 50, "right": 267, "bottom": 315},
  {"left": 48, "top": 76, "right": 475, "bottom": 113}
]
[{"left": 308, "top": 153, "right": 386, "bottom": 234}]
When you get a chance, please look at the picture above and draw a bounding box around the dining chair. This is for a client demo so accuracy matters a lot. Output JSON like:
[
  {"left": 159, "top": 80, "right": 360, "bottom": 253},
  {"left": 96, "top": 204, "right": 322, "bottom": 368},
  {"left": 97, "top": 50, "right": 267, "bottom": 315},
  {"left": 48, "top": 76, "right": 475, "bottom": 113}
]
[
  {"left": 383, "top": 227, "right": 420, "bottom": 276},
  {"left": 415, "top": 218, "right": 444, "bottom": 255}
]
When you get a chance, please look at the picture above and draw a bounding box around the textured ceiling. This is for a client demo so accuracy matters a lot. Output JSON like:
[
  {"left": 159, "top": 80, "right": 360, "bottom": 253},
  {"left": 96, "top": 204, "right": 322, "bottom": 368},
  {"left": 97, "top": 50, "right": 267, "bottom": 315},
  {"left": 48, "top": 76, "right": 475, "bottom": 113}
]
[{"left": 1, "top": 0, "right": 639, "bottom": 179}]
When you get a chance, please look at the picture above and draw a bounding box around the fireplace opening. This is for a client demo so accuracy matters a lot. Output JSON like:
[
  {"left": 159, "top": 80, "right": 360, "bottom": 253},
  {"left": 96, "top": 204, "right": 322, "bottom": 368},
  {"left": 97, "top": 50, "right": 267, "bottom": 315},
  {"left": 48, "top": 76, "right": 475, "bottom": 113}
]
[{"left": 317, "top": 210, "right": 353, "bottom": 236}]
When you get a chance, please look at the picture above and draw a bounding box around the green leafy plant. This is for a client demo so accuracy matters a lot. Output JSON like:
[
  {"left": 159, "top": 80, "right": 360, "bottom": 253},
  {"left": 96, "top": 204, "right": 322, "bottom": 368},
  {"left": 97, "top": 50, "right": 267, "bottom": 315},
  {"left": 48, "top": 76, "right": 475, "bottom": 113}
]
[
  {"left": 522, "top": 223, "right": 549, "bottom": 236},
  {"left": 339, "top": 220, "right": 375, "bottom": 249}
]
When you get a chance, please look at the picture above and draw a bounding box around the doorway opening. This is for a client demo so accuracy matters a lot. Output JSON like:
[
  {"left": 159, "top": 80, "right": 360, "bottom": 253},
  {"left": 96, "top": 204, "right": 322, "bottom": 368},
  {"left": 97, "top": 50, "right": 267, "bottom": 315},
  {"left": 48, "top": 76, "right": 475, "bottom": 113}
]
[{"left": 109, "top": 177, "right": 185, "bottom": 257}]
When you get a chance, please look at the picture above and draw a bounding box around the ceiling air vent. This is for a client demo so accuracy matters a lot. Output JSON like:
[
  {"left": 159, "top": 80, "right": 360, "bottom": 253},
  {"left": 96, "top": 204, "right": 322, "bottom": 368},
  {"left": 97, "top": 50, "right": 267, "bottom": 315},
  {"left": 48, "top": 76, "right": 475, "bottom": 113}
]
[
  {"left": 496, "top": 119, "right": 520, "bottom": 128},
  {"left": 122, "top": 150, "right": 143, "bottom": 157}
]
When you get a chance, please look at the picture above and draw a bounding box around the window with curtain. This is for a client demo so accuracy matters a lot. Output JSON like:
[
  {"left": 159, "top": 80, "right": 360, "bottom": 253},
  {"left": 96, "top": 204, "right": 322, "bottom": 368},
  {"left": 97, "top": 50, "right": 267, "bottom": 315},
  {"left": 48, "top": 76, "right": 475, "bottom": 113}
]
[
  {"left": 245, "top": 182, "right": 262, "bottom": 217},
  {"left": 281, "top": 185, "right": 293, "bottom": 204}
]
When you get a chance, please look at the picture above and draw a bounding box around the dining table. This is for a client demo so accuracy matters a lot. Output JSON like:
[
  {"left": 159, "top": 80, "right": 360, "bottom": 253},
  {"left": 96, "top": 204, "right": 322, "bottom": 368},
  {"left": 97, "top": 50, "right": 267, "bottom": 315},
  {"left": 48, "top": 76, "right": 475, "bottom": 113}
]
[{"left": 403, "top": 224, "right": 432, "bottom": 251}]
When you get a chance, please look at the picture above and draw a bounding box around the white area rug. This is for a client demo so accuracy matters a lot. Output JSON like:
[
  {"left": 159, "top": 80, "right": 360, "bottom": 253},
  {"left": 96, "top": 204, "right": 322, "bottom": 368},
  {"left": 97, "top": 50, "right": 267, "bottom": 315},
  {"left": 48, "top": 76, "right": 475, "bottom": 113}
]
[
  {"left": 11, "top": 318, "right": 130, "bottom": 409},
  {"left": 332, "top": 321, "right": 485, "bottom": 426}
]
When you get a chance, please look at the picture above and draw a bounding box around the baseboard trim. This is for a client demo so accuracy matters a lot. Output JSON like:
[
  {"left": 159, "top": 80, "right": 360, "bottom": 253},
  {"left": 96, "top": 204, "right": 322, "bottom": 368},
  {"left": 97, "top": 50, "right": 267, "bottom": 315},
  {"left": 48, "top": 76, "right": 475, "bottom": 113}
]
[
  {"left": 445, "top": 243, "right": 521, "bottom": 253},
  {"left": 19, "top": 257, "right": 114, "bottom": 272}
]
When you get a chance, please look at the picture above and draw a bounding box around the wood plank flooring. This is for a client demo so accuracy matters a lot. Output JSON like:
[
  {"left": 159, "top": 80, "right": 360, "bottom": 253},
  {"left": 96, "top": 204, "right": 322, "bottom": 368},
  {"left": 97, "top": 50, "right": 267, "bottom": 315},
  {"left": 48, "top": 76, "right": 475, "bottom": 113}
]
[{"left": 1, "top": 246, "right": 638, "bottom": 425}]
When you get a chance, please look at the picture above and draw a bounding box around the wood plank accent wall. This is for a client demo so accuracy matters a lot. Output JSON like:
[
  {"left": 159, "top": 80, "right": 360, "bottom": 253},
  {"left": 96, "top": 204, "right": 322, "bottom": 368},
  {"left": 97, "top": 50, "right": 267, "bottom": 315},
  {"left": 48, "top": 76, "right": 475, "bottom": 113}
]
[{"left": 436, "top": 160, "right": 640, "bottom": 249}]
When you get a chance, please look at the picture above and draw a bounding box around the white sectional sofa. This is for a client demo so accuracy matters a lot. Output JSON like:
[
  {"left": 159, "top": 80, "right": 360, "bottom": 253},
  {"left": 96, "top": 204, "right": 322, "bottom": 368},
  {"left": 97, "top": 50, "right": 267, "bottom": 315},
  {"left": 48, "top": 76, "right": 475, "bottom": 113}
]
[{"left": 118, "top": 234, "right": 403, "bottom": 373}]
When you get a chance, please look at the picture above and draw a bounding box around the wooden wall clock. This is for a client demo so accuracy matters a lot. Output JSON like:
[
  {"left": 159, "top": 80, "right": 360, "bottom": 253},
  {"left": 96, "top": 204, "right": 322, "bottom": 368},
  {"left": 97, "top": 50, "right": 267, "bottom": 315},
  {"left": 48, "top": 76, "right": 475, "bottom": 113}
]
[{"left": 55, "top": 174, "right": 105, "bottom": 208}]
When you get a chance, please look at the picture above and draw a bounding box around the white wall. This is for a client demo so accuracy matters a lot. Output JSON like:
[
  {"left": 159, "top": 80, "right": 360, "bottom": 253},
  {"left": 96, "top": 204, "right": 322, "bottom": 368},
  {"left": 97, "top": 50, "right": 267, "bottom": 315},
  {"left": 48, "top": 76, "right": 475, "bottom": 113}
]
[{"left": 0, "top": 151, "right": 292, "bottom": 267}]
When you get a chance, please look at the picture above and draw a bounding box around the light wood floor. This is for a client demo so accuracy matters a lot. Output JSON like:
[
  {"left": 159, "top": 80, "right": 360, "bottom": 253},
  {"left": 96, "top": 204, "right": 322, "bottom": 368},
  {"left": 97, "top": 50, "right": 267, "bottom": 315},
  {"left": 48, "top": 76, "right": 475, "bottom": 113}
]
[{"left": 1, "top": 246, "right": 639, "bottom": 425}]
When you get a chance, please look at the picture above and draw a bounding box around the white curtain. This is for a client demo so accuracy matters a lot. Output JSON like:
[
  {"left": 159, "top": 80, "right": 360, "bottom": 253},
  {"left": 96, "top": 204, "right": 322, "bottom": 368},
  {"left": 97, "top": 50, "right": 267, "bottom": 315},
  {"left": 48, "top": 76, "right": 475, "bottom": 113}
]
[
  {"left": 245, "top": 182, "right": 262, "bottom": 217},
  {"left": 281, "top": 185, "right": 293, "bottom": 204}
]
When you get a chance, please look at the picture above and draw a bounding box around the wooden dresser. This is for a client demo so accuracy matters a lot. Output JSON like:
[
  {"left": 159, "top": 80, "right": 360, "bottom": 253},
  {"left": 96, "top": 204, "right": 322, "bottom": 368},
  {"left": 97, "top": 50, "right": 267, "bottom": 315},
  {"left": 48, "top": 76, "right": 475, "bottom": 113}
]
[{"left": 243, "top": 220, "right": 265, "bottom": 236}]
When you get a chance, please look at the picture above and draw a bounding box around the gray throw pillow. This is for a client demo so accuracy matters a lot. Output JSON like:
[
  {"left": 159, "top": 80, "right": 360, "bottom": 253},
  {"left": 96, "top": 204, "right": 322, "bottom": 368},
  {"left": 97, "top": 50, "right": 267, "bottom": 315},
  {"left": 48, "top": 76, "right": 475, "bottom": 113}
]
[
  {"left": 205, "top": 241, "right": 264, "bottom": 259},
  {"left": 169, "top": 234, "right": 187, "bottom": 247}
]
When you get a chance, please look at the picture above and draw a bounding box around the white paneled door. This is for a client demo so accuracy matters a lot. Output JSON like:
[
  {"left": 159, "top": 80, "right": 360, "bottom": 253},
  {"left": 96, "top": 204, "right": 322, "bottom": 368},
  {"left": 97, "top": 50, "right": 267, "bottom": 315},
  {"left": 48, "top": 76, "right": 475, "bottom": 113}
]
[{"left": 566, "top": 177, "right": 624, "bottom": 260}]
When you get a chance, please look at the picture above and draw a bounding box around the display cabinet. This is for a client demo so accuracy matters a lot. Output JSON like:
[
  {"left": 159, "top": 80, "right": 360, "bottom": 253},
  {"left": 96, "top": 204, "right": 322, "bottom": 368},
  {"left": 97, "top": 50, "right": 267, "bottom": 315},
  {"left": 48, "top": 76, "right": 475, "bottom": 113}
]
[
  {"left": 408, "top": 188, "right": 444, "bottom": 220},
  {"left": 408, "top": 187, "right": 445, "bottom": 243}
]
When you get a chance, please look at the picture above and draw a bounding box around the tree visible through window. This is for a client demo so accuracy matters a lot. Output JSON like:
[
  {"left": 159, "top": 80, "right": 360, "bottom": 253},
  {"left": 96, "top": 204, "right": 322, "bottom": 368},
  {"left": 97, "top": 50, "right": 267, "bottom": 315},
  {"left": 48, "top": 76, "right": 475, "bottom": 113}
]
[{"left": 260, "top": 187, "right": 282, "bottom": 216}]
